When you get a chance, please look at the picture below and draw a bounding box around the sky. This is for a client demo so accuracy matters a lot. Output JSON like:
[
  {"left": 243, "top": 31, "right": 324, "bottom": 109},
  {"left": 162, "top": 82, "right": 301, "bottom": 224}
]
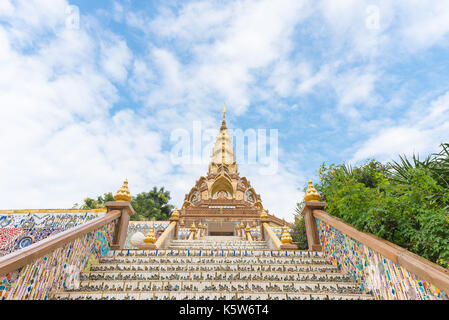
[{"left": 1, "top": 0, "right": 449, "bottom": 221}]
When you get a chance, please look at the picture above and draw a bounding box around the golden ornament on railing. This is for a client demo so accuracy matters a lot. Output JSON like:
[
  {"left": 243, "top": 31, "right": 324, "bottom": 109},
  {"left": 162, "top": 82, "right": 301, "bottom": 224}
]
[
  {"left": 171, "top": 207, "right": 180, "bottom": 218},
  {"left": 281, "top": 226, "right": 293, "bottom": 244},
  {"left": 144, "top": 225, "right": 156, "bottom": 244},
  {"left": 198, "top": 221, "right": 202, "bottom": 228},
  {"left": 304, "top": 179, "right": 321, "bottom": 202},
  {"left": 240, "top": 221, "right": 244, "bottom": 228},
  {"left": 190, "top": 222, "right": 196, "bottom": 231},
  {"left": 114, "top": 179, "right": 131, "bottom": 202},
  {"left": 245, "top": 223, "right": 250, "bottom": 232},
  {"left": 260, "top": 209, "right": 268, "bottom": 219}
]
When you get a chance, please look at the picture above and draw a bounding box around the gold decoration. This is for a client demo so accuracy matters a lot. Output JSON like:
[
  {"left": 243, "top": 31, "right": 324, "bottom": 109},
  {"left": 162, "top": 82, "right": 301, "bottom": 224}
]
[
  {"left": 304, "top": 179, "right": 321, "bottom": 202},
  {"left": 114, "top": 179, "right": 131, "bottom": 202},
  {"left": 240, "top": 221, "right": 244, "bottom": 228},
  {"left": 171, "top": 207, "right": 180, "bottom": 218},
  {"left": 198, "top": 221, "right": 202, "bottom": 228},
  {"left": 190, "top": 222, "right": 196, "bottom": 231},
  {"left": 144, "top": 225, "right": 156, "bottom": 244},
  {"left": 245, "top": 223, "right": 250, "bottom": 232},
  {"left": 281, "top": 226, "right": 293, "bottom": 244},
  {"left": 260, "top": 209, "right": 268, "bottom": 219}
]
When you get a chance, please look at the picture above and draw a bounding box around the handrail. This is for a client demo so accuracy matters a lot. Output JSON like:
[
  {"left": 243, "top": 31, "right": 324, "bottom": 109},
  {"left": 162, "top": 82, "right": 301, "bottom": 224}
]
[
  {"left": 155, "top": 221, "right": 177, "bottom": 249},
  {"left": 313, "top": 209, "right": 449, "bottom": 295},
  {"left": 0, "top": 210, "right": 121, "bottom": 277}
]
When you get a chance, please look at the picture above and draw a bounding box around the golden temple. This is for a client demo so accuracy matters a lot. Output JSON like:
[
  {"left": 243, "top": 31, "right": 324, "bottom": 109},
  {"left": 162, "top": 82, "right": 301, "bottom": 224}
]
[{"left": 178, "top": 107, "right": 287, "bottom": 236}]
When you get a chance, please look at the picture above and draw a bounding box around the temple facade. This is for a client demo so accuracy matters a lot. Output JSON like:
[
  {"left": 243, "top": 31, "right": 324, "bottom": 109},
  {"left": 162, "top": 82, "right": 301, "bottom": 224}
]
[{"left": 177, "top": 107, "right": 287, "bottom": 236}]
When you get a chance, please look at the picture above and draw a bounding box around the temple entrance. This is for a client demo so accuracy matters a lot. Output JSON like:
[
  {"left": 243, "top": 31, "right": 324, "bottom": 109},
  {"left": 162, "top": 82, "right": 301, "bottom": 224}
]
[
  {"left": 209, "top": 231, "right": 234, "bottom": 236},
  {"left": 207, "top": 221, "right": 235, "bottom": 236}
]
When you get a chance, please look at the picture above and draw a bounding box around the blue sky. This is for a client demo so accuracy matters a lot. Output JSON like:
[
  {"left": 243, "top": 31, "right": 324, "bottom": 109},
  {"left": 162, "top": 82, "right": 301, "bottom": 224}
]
[{"left": 1, "top": 0, "right": 449, "bottom": 221}]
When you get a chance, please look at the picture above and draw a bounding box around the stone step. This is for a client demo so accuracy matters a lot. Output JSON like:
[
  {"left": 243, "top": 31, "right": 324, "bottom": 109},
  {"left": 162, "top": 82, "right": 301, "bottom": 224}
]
[
  {"left": 52, "top": 291, "right": 373, "bottom": 300},
  {"left": 81, "top": 271, "right": 352, "bottom": 282},
  {"left": 50, "top": 247, "right": 373, "bottom": 300},
  {"left": 106, "top": 249, "right": 323, "bottom": 258},
  {"left": 66, "top": 280, "right": 361, "bottom": 291},
  {"left": 89, "top": 264, "right": 339, "bottom": 273}
]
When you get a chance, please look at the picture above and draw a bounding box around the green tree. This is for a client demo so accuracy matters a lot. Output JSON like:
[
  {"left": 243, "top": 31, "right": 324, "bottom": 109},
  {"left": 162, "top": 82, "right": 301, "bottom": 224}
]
[
  {"left": 291, "top": 202, "right": 308, "bottom": 250},
  {"left": 312, "top": 145, "right": 449, "bottom": 268},
  {"left": 130, "top": 187, "right": 174, "bottom": 221},
  {"left": 73, "top": 192, "right": 114, "bottom": 209},
  {"left": 74, "top": 187, "right": 174, "bottom": 221}
]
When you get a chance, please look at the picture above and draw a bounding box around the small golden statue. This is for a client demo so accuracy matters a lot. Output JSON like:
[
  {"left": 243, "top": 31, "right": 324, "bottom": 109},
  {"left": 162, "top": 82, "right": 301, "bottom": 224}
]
[
  {"left": 144, "top": 225, "right": 156, "bottom": 244},
  {"left": 281, "top": 226, "right": 293, "bottom": 244},
  {"left": 114, "top": 179, "right": 131, "bottom": 202},
  {"left": 304, "top": 179, "right": 321, "bottom": 202}
]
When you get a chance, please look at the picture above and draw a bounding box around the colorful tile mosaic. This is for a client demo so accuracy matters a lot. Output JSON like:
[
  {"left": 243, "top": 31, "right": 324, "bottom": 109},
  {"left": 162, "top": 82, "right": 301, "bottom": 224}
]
[
  {"left": 316, "top": 218, "right": 448, "bottom": 300},
  {"left": 0, "top": 211, "right": 105, "bottom": 256},
  {"left": 0, "top": 219, "right": 117, "bottom": 300},
  {"left": 125, "top": 221, "right": 170, "bottom": 248},
  {"left": 0, "top": 228, "right": 23, "bottom": 250}
]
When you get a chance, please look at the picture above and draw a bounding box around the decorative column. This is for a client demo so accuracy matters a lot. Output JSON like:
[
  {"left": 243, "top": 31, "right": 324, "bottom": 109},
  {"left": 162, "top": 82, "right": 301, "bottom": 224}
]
[
  {"left": 245, "top": 223, "right": 251, "bottom": 241},
  {"left": 189, "top": 222, "right": 196, "bottom": 240},
  {"left": 260, "top": 209, "right": 269, "bottom": 241},
  {"left": 240, "top": 222, "right": 245, "bottom": 240},
  {"left": 105, "top": 179, "right": 135, "bottom": 250},
  {"left": 169, "top": 208, "right": 180, "bottom": 240},
  {"left": 302, "top": 179, "right": 326, "bottom": 251},
  {"left": 198, "top": 221, "right": 203, "bottom": 238}
]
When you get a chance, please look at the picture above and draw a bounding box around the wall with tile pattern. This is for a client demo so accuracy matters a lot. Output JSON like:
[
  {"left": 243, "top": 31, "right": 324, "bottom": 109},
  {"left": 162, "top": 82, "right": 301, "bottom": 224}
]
[{"left": 316, "top": 218, "right": 448, "bottom": 300}]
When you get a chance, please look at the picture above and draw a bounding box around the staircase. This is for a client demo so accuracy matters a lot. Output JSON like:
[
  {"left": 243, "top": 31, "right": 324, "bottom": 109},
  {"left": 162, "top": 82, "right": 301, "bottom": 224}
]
[{"left": 51, "top": 237, "right": 373, "bottom": 300}]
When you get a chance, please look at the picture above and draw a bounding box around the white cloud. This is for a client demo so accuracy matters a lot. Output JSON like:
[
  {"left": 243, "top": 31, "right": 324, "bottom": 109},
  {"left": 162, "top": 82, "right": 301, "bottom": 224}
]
[
  {"left": 100, "top": 34, "right": 133, "bottom": 83},
  {"left": 352, "top": 91, "right": 449, "bottom": 163}
]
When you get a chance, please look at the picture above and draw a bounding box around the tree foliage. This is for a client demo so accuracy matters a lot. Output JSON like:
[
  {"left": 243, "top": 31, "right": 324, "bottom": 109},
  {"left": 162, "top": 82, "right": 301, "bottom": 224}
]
[
  {"left": 74, "top": 187, "right": 174, "bottom": 221},
  {"left": 311, "top": 143, "right": 449, "bottom": 268}
]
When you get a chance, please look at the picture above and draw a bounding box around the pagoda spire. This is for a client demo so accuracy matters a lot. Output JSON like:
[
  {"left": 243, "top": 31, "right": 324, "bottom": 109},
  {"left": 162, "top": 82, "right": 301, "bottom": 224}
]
[{"left": 208, "top": 106, "right": 238, "bottom": 174}]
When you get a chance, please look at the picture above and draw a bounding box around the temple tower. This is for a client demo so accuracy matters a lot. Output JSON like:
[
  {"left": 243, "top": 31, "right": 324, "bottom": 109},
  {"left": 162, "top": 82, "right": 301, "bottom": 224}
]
[{"left": 178, "top": 107, "right": 286, "bottom": 236}]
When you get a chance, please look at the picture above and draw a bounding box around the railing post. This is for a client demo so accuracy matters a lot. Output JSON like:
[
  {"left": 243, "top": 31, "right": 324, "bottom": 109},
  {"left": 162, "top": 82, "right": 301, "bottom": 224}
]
[
  {"left": 169, "top": 208, "right": 179, "bottom": 240},
  {"left": 105, "top": 201, "right": 134, "bottom": 250},
  {"left": 260, "top": 210, "right": 268, "bottom": 241},
  {"left": 301, "top": 201, "right": 326, "bottom": 251}
]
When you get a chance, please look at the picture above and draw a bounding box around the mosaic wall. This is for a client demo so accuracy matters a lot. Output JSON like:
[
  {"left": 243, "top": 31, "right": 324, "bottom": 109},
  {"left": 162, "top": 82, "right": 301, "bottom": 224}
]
[
  {"left": 0, "top": 211, "right": 105, "bottom": 256},
  {"left": 125, "top": 221, "right": 170, "bottom": 248},
  {"left": 316, "top": 218, "right": 448, "bottom": 300},
  {"left": 0, "top": 219, "right": 117, "bottom": 300}
]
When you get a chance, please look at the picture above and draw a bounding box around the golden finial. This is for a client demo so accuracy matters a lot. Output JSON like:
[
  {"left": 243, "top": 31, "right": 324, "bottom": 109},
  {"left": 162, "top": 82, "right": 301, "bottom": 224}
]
[
  {"left": 198, "top": 221, "right": 202, "bottom": 228},
  {"left": 281, "top": 226, "right": 293, "bottom": 244},
  {"left": 191, "top": 222, "right": 196, "bottom": 231},
  {"left": 223, "top": 104, "right": 226, "bottom": 119},
  {"left": 260, "top": 209, "right": 268, "bottom": 219},
  {"left": 304, "top": 179, "right": 321, "bottom": 202},
  {"left": 144, "top": 225, "right": 156, "bottom": 244},
  {"left": 171, "top": 207, "right": 180, "bottom": 218},
  {"left": 240, "top": 221, "right": 244, "bottom": 228},
  {"left": 114, "top": 179, "right": 131, "bottom": 202},
  {"left": 245, "top": 223, "right": 250, "bottom": 231}
]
